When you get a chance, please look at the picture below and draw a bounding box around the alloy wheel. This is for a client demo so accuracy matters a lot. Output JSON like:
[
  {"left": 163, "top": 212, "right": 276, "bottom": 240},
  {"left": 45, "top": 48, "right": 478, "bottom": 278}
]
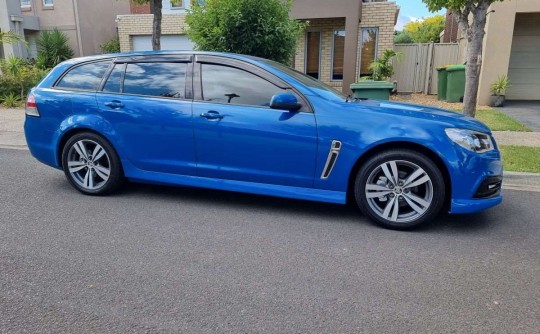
[
  {"left": 66, "top": 139, "right": 111, "bottom": 191},
  {"left": 364, "top": 160, "right": 434, "bottom": 224}
]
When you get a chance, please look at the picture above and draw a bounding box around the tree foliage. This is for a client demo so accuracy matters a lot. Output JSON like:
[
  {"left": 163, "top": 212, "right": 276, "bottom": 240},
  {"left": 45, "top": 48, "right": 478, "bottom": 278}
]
[
  {"left": 403, "top": 14, "right": 445, "bottom": 43},
  {"left": 394, "top": 31, "right": 414, "bottom": 44},
  {"left": 186, "top": 0, "right": 306, "bottom": 64},
  {"left": 422, "top": 0, "right": 504, "bottom": 117}
]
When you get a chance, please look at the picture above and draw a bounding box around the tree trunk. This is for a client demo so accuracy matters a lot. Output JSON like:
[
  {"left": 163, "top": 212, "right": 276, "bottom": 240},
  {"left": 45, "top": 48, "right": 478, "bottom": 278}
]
[
  {"left": 151, "top": 0, "right": 163, "bottom": 51},
  {"left": 461, "top": 1, "right": 489, "bottom": 118}
]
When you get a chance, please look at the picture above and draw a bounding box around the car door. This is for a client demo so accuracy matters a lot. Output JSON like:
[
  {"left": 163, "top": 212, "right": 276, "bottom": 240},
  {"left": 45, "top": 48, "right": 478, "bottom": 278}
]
[
  {"left": 192, "top": 56, "right": 318, "bottom": 188},
  {"left": 95, "top": 56, "right": 196, "bottom": 175}
]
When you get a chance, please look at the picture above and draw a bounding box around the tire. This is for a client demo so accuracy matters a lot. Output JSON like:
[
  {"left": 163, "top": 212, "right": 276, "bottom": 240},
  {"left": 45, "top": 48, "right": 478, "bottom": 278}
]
[
  {"left": 61, "top": 132, "right": 123, "bottom": 195},
  {"left": 354, "top": 149, "right": 446, "bottom": 230}
]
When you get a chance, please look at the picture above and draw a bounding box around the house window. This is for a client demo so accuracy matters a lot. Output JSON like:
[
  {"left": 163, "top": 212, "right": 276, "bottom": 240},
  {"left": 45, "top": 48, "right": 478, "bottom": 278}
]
[
  {"left": 171, "top": 0, "right": 184, "bottom": 9},
  {"left": 359, "top": 28, "right": 379, "bottom": 77},
  {"left": 305, "top": 31, "right": 321, "bottom": 79},
  {"left": 332, "top": 29, "right": 345, "bottom": 81},
  {"left": 43, "top": 0, "right": 54, "bottom": 6},
  {"left": 20, "top": 0, "right": 31, "bottom": 7}
]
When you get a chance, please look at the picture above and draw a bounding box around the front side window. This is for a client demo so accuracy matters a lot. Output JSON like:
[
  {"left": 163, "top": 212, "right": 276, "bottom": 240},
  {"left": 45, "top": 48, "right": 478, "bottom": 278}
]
[
  {"left": 359, "top": 28, "right": 379, "bottom": 77},
  {"left": 201, "top": 64, "right": 286, "bottom": 107},
  {"left": 123, "top": 62, "right": 187, "bottom": 98},
  {"left": 43, "top": 0, "right": 54, "bottom": 6},
  {"left": 332, "top": 29, "right": 345, "bottom": 81},
  {"left": 56, "top": 61, "right": 110, "bottom": 91}
]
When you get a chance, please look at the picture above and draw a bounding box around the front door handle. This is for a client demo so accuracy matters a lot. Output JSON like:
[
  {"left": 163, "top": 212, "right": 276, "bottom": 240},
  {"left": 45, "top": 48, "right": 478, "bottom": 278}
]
[
  {"left": 200, "top": 110, "right": 224, "bottom": 120},
  {"left": 104, "top": 101, "right": 124, "bottom": 109}
]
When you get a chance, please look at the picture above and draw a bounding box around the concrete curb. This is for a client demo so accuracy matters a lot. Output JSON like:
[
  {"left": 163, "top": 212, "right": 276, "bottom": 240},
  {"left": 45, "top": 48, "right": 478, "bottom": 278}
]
[{"left": 502, "top": 171, "right": 540, "bottom": 192}]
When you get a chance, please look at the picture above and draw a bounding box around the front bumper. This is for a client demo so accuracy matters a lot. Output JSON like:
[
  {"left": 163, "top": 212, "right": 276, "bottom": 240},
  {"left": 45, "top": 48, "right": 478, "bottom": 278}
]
[{"left": 448, "top": 147, "right": 503, "bottom": 214}]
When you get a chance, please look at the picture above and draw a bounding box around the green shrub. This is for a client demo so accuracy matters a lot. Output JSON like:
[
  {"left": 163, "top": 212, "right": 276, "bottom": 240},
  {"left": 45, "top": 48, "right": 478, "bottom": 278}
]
[
  {"left": 0, "top": 56, "right": 50, "bottom": 100},
  {"left": 37, "top": 28, "right": 74, "bottom": 68},
  {"left": 100, "top": 37, "right": 120, "bottom": 54},
  {"left": 1, "top": 92, "right": 22, "bottom": 108}
]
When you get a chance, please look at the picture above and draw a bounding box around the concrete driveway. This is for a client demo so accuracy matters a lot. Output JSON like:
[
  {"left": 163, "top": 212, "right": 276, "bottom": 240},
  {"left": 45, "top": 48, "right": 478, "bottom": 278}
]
[{"left": 496, "top": 101, "right": 540, "bottom": 131}]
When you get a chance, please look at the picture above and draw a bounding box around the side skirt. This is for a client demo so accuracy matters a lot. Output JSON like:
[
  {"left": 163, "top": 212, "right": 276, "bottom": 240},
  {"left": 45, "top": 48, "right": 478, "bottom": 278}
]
[{"left": 122, "top": 161, "right": 347, "bottom": 204}]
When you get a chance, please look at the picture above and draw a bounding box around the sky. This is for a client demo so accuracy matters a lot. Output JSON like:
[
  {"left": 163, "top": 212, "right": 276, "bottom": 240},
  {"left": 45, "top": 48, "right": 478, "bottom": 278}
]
[{"left": 394, "top": 0, "right": 445, "bottom": 30}]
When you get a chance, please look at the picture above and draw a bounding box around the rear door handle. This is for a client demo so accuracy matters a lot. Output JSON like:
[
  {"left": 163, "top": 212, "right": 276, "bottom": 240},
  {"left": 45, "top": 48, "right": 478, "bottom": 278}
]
[
  {"left": 200, "top": 110, "right": 224, "bottom": 120},
  {"left": 104, "top": 101, "right": 124, "bottom": 109}
]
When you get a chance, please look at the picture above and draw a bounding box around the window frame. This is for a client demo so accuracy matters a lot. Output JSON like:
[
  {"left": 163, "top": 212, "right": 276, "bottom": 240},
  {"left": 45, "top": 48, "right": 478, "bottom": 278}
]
[
  {"left": 42, "top": 0, "right": 54, "bottom": 7},
  {"left": 331, "top": 28, "right": 345, "bottom": 82},
  {"left": 304, "top": 29, "right": 322, "bottom": 80},
  {"left": 20, "top": 0, "right": 31, "bottom": 8},
  {"left": 358, "top": 27, "right": 379, "bottom": 78},
  {"left": 53, "top": 60, "right": 113, "bottom": 92},
  {"left": 170, "top": 0, "right": 185, "bottom": 9},
  {"left": 193, "top": 55, "right": 312, "bottom": 113},
  {"left": 97, "top": 55, "right": 193, "bottom": 101}
]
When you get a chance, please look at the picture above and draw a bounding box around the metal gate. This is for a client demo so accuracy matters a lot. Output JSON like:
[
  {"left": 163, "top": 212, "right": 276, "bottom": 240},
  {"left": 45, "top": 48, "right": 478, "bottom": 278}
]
[{"left": 393, "top": 43, "right": 461, "bottom": 94}]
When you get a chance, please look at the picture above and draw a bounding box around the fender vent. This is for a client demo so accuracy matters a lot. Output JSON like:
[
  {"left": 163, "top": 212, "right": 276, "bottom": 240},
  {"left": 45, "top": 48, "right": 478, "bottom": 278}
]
[{"left": 321, "top": 140, "right": 342, "bottom": 179}]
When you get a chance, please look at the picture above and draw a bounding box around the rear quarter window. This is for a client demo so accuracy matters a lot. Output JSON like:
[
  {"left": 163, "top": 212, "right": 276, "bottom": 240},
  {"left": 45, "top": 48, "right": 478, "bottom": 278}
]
[{"left": 56, "top": 61, "right": 111, "bottom": 91}]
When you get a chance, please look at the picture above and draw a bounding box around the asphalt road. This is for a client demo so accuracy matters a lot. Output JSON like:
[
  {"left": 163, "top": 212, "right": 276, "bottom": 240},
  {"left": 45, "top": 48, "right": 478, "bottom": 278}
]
[{"left": 1, "top": 148, "right": 539, "bottom": 333}]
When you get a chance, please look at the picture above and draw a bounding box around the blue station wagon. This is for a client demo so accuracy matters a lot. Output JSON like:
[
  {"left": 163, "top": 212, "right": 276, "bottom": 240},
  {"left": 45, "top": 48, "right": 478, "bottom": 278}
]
[{"left": 24, "top": 52, "right": 503, "bottom": 229}]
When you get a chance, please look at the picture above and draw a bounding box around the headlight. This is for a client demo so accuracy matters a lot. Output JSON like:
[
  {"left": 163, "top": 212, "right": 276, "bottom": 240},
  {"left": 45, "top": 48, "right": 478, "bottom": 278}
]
[{"left": 445, "top": 128, "right": 494, "bottom": 153}]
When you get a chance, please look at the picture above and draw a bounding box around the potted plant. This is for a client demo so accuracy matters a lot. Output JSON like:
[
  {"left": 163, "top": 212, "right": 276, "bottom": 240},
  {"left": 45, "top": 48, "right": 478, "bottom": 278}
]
[
  {"left": 350, "top": 49, "right": 402, "bottom": 100},
  {"left": 489, "top": 75, "right": 510, "bottom": 107}
]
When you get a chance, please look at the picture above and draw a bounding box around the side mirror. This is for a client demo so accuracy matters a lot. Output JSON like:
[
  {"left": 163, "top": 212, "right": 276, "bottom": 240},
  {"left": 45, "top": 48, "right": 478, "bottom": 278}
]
[{"left": 270, "top": 93, "right": 302, "bottom": 112}]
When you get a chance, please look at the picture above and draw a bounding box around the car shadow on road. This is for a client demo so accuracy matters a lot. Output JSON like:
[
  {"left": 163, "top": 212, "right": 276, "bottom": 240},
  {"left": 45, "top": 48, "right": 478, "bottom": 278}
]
[
  {"left": 120, "top": 181, "right": 361, "bottom": 218},
  {"left": 108, "top": 181, "right": 497, "bottom": 233}
]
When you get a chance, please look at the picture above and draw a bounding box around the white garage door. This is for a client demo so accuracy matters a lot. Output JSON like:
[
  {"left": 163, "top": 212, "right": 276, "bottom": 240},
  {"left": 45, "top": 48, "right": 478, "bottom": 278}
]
[
  {"left": 132, "top": 35, "right": 195, "bottom": 51},
  {"left": 507, "top": 13, "right": 540, "bottom": 100}
]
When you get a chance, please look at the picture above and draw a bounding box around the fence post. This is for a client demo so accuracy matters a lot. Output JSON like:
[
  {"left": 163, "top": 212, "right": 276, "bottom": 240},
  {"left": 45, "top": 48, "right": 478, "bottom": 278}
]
[{"left": 424, "top": 43, "right": 434, "bottom": 94}]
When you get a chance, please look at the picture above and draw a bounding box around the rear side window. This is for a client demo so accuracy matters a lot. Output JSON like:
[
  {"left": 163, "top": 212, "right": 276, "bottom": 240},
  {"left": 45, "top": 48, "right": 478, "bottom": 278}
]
[
  {"left": 123, "top": 62, "right": 187, "bottom": 99},
  {"left": 56, "top": 61, "right": 110, "bottom": 91}
]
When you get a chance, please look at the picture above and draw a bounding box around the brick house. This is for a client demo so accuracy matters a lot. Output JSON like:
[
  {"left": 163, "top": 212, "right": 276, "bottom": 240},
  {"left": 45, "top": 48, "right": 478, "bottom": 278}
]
[{"left": 117, "top": 0, "right": 399, "bottom": 94}]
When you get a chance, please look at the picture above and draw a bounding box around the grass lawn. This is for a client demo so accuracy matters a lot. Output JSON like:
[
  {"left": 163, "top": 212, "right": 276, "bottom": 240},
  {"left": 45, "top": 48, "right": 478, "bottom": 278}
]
[
  {"left": 459, "top": 109, "right": 531, "bottom": 132},
  {"left": 499, "top": 145, "right": 540, "bottom": 173}
]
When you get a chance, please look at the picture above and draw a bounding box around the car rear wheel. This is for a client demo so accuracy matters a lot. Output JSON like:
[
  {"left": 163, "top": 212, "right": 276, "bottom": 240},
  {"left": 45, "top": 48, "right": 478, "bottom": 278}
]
[
  {"left": 354, "top": 150, "right": 446, "bottom": 229},
  {"left": 62, "top": 132, "right": 123, "bottom": 195}
]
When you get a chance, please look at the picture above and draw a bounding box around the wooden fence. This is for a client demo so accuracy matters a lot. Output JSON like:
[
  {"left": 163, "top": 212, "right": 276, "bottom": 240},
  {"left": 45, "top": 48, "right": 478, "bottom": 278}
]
[{"left": 393, "top": 43, "right": 462, "bottom": 94}]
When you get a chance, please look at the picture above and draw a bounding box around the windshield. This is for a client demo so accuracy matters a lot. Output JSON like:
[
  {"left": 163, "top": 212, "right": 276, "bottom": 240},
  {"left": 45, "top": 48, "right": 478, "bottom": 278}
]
[{"left": 261, "top": 59, "right": 347, "bottom": 102}]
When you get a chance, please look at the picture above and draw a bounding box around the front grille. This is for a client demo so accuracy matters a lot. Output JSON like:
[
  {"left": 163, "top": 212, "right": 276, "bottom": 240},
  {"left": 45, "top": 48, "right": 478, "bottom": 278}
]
[{"left": 474, "top": 176, "right": 503, "bottom": 199}]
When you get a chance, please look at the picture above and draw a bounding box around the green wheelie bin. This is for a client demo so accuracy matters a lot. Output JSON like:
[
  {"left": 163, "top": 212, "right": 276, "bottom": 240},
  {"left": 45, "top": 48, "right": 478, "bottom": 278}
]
[
  {"left": 446, "top": 65, "right": 466, "bottom": 103},
  {"left": 437, "top": 67, "right": 448, "bottom": 101}
]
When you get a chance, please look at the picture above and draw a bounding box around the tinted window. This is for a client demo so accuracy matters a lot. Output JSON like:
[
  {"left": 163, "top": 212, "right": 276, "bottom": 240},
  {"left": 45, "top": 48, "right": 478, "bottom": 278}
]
[
  {"left": 201, "top": 64, "right": 285, "bottom": 107},
  {"left": 123, "top": 62, "right": 187, "bottom": 99},
  {"left": 56, "top": 61, "right": 110, "bottom": 91},
  {"left": 103, "top": 64, "right": 125, "bottom": 93}
]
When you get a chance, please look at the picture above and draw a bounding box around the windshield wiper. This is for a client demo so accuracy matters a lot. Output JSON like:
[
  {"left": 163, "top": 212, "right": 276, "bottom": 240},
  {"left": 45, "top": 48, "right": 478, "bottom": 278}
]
[{"left": 346, "top": 95, "right": 368, "bottom": 103}]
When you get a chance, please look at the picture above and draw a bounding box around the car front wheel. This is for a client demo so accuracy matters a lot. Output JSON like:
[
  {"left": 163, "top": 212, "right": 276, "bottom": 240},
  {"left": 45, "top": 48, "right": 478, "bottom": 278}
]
[
  {"left": 61, "top": 132, "right": 123, "bottom": 195},
  {"left": 355, "top": 150, "right": 446, "bottom": 229}
]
